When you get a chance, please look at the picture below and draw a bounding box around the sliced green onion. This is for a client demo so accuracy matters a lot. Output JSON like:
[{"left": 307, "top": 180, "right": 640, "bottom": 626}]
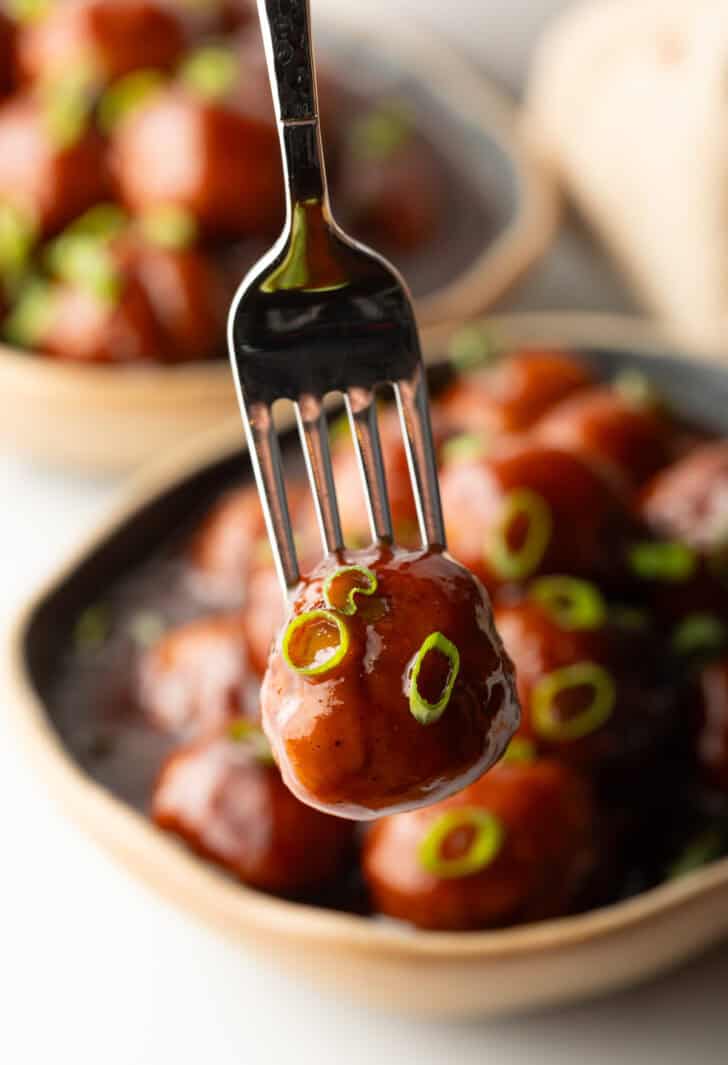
[
  {"left": 532, "top": 662, "right": 616, "bottom": 741},
  {"left": 418, "top": 807, "right": 504, "bottom": 878},
  {"left": 180, "top": 45, "right": 239, "bottom": 101},
  {"left": 628, "top": 541, "right": 697, "bottom": 582},
  {"left": 127, "top": 610, "right": 166, "bottom": 648},
  {"left": 502, "top": 736, "right": 536, "bottom": 765},
  {"left": 74, "top": 604, "right": 110, "bottom": 651},
  {"left": 613, "top": 369, "right": 660, "bottom": 408},
  {"left": 408, "top": 632, "right": 460, "bottom": 726},
  {"left": 6, "top": 0, "right": 53, "bottom": 23},
  {"left": 0, "top": 202, "right": 37, "bottom": 286},
  {"left": 672, "top": 614, "right": 727, "bottom": 658},
  {"left": 138, "top": 205, "right": 198, "bottom": 250},
  {"left": 668, "top": 828, "right": 724, "bottom": 880},
  {"left": 323, "top": 565, "right": 377, "bottom": 616},
  {"left": 46, "top": 234, "right": 120, "bottom": 303},
  {"left": 530, "top": 576, "right": 606, "bottom": 631},
  {"left": 3, "top": 278, "right": 55, "bottom": 347},
  {"left": 282, "top": 609, "right": 349, "bottom": 677},
  {"left": 441, "top": 432, "right": 489, "bottom": 465},
  {"left": 98, "top": 69, "right": 167, "bottom": 134},
  {"left": 62, "top": 203, "right": 128, "bottom": 241},
  {"left": 349, "top": 102, "right": 412, "bottom": 161},
  {"left": 228, "top": 719, "right": 275, "bottom": 766},
  {"left": 40, "top": 70, "right": 95, "bottom": 149},
  {"left": 487, "top": 489, "right": 553, "bottom": 581},
  {"left": 447, "top": 322, "right": 498, "bottom": 372}
]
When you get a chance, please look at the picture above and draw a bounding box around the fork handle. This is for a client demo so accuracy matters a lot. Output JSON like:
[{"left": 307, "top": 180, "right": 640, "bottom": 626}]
[{"left": 258, "top": 0, "right": 318, "bottom": 123}]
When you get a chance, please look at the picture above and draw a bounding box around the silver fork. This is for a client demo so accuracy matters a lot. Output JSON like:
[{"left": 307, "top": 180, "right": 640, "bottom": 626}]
[{"left": 227, "top": 0, "right": 446, "bottom": 594}]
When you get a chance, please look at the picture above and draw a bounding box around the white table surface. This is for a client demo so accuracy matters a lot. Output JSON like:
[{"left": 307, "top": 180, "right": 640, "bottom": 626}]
[{"left": 2, "top": 3, "right": 728, "bottom": 1063}]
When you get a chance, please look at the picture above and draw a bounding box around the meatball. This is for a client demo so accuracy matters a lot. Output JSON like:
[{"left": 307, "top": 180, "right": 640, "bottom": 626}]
[
  {"left": 153, "top": 726, "right": 355, "bottom": 895},
  {"left": 17, "top": 0, "right": 187, "bottom": 86},
  {"left": 640, "top": 442, "right": 728, "bottom": 553},
  {"left": 695, "top": 657, "right": 728, "bottom": 794},
  {"left": 139, "top": 613, "right": 258, "bottom": 737},
  {"left": 0, "top": 95, "right": 108, "bottom": 234},
  {"left": 494, "top": 593, "right": 680, "bottom": 790},
  {"left": 440, "top": 348, "right": 594, "bottom": 437},
  {"left": 335, "top": 103, "right": 442, "bottom": 252},
  {"left": 535, "top": 384, "right": 670, "bottom": 489},
  {"left": 261, "top": 545, "right": 519, "bottom": 819},
  {"left": 440, "top": 440, "right": 630, "bottom": 594},
  {"left": 187, "top": 485, "right": 266, "bottom": 602},
  {"left": 363, "top": 759, "right": 595, "bottom": 930},
  {"left": 111, "top": 86, "right": 283, "bottom": 237}
]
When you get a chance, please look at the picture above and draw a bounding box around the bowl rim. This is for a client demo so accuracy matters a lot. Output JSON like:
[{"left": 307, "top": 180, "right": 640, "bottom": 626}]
[
  {"left": 0, "top": 0, "right": 558, "bottom": 383},
  {"left": 6, "top": 309, "right": 728, "bottom": 961}
]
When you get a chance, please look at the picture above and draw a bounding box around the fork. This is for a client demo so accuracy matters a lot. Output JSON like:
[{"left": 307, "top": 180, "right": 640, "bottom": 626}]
[{"left": 227, "top": 0, "right": 446, "bottom": 594}]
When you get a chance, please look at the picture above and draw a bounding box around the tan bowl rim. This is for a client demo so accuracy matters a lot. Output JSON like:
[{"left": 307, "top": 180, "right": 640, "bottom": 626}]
[
  {"left": 6, "top": 309, "right": 727, "bottom": 961},
  {"left": 0, "top": 5, "right": 558, "bottom": 380}
]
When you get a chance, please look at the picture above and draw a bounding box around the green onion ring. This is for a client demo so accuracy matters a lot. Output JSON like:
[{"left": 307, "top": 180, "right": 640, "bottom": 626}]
[
  {"left": 98, "top": 69, "right": 167, "bottom": 134},
  {"left": 228, "top": 719, "right": 275, "bottom": 766},
  {"left": 628, "top": 541, "right": 697, "bottom": 582},
  {"left": 323, "top": 565, "right": 378, "bottom": 616},
  {"left": 672, "top": 614, "right": 727, "bottom": 658},
  {"left": 441, "top": 432, "right": 489, "bottom": 465},
  {"left": 418, "top": 807, "right": 504, "bottom": 878},
  {"left": 487, "top": 489, "right": 553, "bottom": 581},
  {"left": 282, "top": 609, "right": 349, "bottom": 677},
  {"left": 530, "top": 575, "right": 606, "bottom": 631},
  {"left": 502, "top": 737, "right": 537, "bottom": 765},
  {"left": 532, "top": 662, "right": 616, "bottom": 741},
  {"left": 447, "top": 322, "right": 499, "bottom": 372},
  {"left": 408, "top": 632, "right": 460, "bottom": 725},
  {"left": 180, "top": 45, "right": 239, "bottom": 101}
]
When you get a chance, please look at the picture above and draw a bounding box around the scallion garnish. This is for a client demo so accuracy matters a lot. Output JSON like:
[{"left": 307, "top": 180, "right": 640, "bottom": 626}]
[
  {"left": 46, "top": 234, "right": 120, "bottom": 303},
  {"left": 180, "top": 45, "right": 239, "bottom": 101},
  {"left": 441, "top": 432, "right": 489, "bottom": 465},
  {"left": 228, "top": 719, "right": 276, "bottom": 766},
  {"left": 74, "top": 603, "right": 111, "bottom": 651},
  {"left": 6, "top": 0, "right": 52, "bottom": 23},
  {"left": 0, "top": 202, "right": 37, "bottom": 286},
  {"left": 667, "top": 828, "right": 725, "bottom": 880},
  {"left": 349, "top": 102, "right": 412, "bottom": 161},
  {"left": 447, "top": 322, "right": 498, "bottom": 372},
  {"left": 672, "top": 614, "right": 727, "bottom": 658},
  {"left": 127, "top": 610, "right": 166, "bottom": 648},
  {"left": 63, "top": 203, "right": 128, "bottom": 241},
  {"left": 532, "top": 661, "right": 616, "bottom": 741},
  {"left": 502, "top": 737, "right": 536, "bottom": 765},
  {"left": 613, "top": 369, "right": 659, "bottom": 408},
  {"left": 323, "top": 565, "right": 377, "bottom": 616},
  {"left": 487, "top": 489, "right": 553, "bottom": 581},
  {"left": 138, "top": 204, "right": 198, "bottom": 250},
  {"left": 530, "top": 576, "right": 606, "bottom": 631},
  {"left": 98, "top": 69, "right": 167, "bottom": 133},
  {"left": 282, "top": 609, "right": 349, "bottom": 677},
  {"left": 628, "top": 541, "right": 696, "bottom": 582},
  {"left": 408, "top": 631, "right": 460, "bottom": 726},
  {"left": 418, "top": 807, "right": 504, "bottom": 878},
  {"left": 3, "top": 278, "right": 55, "bottom": 347}
]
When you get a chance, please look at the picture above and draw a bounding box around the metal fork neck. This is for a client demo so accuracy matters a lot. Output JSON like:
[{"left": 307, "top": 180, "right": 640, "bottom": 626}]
[{"left": 281, "top": 121, "right": 328, "bottom": 208}]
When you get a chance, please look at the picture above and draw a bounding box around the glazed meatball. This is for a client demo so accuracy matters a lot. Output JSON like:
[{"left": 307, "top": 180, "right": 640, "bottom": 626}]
[
  {"left": 363, "top": 759, "right": 595, "bottom": 930},
  {"left": 0, "top": 94, "right": 108, "bottom": 234},
  {"left": 695, "top": 657, "right": 728, "bottom": 794},
  {"left": 17, "top": 0, "right": 187, "bottom": 86},
  {"left": 440, "top": 440, "right": 630, "bottom": 594},
  {"left": 139, "top": 613, "right": 258, "bottom": 737},
  {"left": 187, "top": 485, "right": 267, "bottom": 603},
  {"left": 111, "top": 85, "right": 283, "bottom": 237},
  {"left": 535, "top": 384, "right": 671, "bottom": 489},
  {"left": 261, "top": 545, "right": 519, "bottom": 819},
  {"left": 639, "top": 442, "right": 728, "bottom": 553},
  {"left": 440, "top": 348, "right": 594, "bottom": 437},
  {"left": 494, "top": 592, "right": 680, "bottom": 789},
  {"left": 153, "top": 725, "right": 355, "bottom": 895},
  {"left": 335, "top": 103, "right": 442, "bottom": 252}
]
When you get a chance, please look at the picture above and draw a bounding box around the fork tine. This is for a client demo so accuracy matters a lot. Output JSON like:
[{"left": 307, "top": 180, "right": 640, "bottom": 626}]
[
  {"left": 346, "top": 387, "right": 393, "bottom": 544},
  {"left": 395, "top": 366, "right": 446, "bottom": 549},
  {"left": 296, "top": 394, "right": 344, "bottom": 556},
  {"left": 243, "top": 400, "right": 300, "bottom": 590}
]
